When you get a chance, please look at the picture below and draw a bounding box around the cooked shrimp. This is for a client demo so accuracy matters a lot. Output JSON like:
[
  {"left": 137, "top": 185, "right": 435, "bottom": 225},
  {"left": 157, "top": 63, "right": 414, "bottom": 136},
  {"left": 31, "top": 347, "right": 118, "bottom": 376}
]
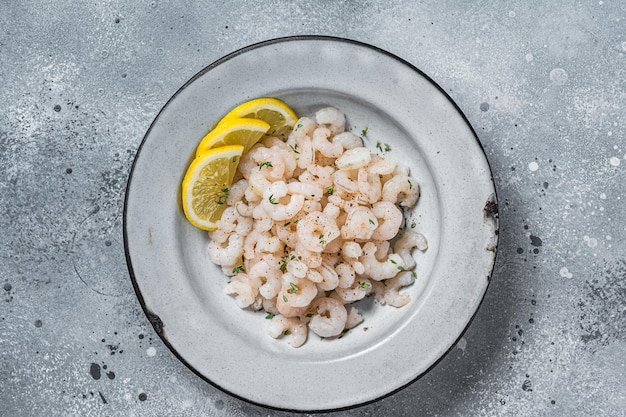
[
  {"left": 224, "top": 274, "right": 258, "bottom": 308},
  {"left": 381, "top": 271, "right": 415, "bottom": 307},
  {"left": 286, "top": 260, "right": 308, "bottom": 278},
  {"left": 249, "top": 260, "right": 282, "bottom": 299},
  {"left": 287, "top": 181, "right": 324, "bottom": 201},
  {"left": 209, "top": 207, "right": 253, "bottom": 244},
  {"left": 260, "top": 181, "right": 305, "bottom": 221},
  {"left": 382, "top": 174, "right": 420, "bottom": 207},
  {"left": 315, "top": 263, "right": 340, "bottom": 291},
  {"left": 334, "top": 278, "right": 372, "bottom": 303},
  {"left": 276, "top": 293, "right": 310, "bottom": 318},
  {"left": 253, "top": 147, "right": 285, "bottom": 180},
  {"left": 336, "top": 262, "right": 356, "bottom": 288},
  {"left": 315, "top": 107, "right": 346, "bottom": 135},
  {"left": 208, "top": 233, "right": 244, "bottom": 266},
  {"left": 393, "top": 230, "right": 428, "bottom": 269},
  {"left": 345, "top": 306, "right": 364, "bottom": 329},
  {"left": 279, "top": 274, "right": 318, "bottom": 308},
  {"left": 301, "top": 165, "right": 334, "bottom": 188},
  {"left": 333, "top": 131, "right": 363, "bottom": 150},
  {"left": 243, "top": 230, "right": 282, "bottom": 259},
  {"left": 288, "top": 117, "right": 316, "bottom": 142},
  {"left": 237, "top": 143, "right": 263, "bottom": 179},
  {"left": 340, "top": 241, "right": 365, "bottom": 275},
  {"left": 341, "top": 206, "right": 378, "bottom": 240},
  {"left": 297, "top": 211, "right": 341, "bottom": 253},
  {"left": 358, "top": 167, "right": 382, "bottom": 204},
  {"left": 335, "top": 147, "right": 371, "bottom": 170},
  {"left": 333, "top": 169, "right": 359, "bottom": 194},
  {"left": 371, "top": 201, "right": 403, "bottom": 241},
  {"left": 267, "top": 315, "right": 308, "bottom": 347},
  {"left": 308, "top": 297, "right": 348, "bottom": 337},
  {"left": 369, "top": 155, "right": 397, "bottom": 175},
  {"left": 360, "top": 241, "right": 405, "bottom": 280},
  {"left": 226, "top": 179, "right": 249, "bottom": 206},
  {"left": 312, "top": 127, "right": 343, "bottom": 158}
]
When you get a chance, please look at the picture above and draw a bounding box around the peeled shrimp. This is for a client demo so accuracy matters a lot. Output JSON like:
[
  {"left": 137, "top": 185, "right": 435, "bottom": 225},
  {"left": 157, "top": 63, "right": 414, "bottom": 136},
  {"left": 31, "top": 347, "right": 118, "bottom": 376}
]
[
  {"left": 261, "top": 181, "right": 305, "bottom": 221},
  {"left": 382, "top": 174, "right": 419, "bottom": 207},
  {"left": 224, "top": 274, "right": 258, "bottom": 308},
  {"left": 341, "top": 206, "right": 378, "bottom": 240},
  {"left": 371, "top": 201, "right": 403, "bottom": 241},
  {"left": 267, "top": 315, "right": 308, "bottom": 347},
  {"left": 297, "top": 211, "right": 341, "bottom": 253},
  {"left": 334, "top": 278, "right": 372, "bottom": 303},
  {"left": 207, "top": 233, "right": 244, "bottom": 266},
  {"left": 381, "top": 271, "right": 415, "bottom": 307},
  {"left": 335, "top": 147, "right": 371, "bottom": 170},
  {"left": 333, "top": 131, "right": 363, "bottom": 150},
  {"left": 249, "top": 260, "right": 282, "bottom": 299},
  {"left": 315, "top": 107, "right": 346, "bottom": 135},
  {"left": 357, "top": 167, "right": 382, "bottom": 204},
  {"left": 360, "top": 241, "right": 405, "bottom": 280},
  {"left": 279, "top": 273, "right": 318, "bottom": 308},
  {"left": 312, "top": 127, "right": 343, "bottom": 158},
  {"left": 308, "top": 297, "right": 348, "bottom": 337},
  {"left": 393, "top": 230, "right": 428, "bottom": 269}
]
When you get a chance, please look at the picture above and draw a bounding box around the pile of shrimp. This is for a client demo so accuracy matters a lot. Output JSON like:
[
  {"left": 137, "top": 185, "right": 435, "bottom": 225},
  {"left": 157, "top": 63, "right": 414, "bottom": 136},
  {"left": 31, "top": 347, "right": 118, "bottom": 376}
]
[{"left": 207, "top": 107, "right": 428, "bottom": 347}]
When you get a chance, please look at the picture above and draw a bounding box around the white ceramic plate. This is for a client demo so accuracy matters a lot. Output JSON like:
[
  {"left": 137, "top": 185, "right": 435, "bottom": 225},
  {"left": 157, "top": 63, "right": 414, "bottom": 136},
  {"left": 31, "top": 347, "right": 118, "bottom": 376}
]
[{"left": 124, "top": 36, "right": 498, "bottom": 412}]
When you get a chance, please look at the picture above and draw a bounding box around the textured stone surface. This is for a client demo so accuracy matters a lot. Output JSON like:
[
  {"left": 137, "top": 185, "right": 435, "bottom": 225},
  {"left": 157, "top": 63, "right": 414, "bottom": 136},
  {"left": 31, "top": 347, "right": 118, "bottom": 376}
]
[{"left": 1, "top": 1, "right": 624, "bottom": 416}]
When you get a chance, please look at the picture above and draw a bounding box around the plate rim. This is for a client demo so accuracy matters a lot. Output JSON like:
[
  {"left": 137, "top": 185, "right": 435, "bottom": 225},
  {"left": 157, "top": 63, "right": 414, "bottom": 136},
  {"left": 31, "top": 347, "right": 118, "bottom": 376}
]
[{"left": 123, "top": 35, "right": 499, "bottom": 412}]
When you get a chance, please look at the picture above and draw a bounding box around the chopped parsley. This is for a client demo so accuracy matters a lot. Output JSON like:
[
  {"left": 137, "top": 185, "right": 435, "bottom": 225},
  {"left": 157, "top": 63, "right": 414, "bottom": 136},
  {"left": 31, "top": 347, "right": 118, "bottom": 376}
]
[
  {"left": 289, "top": 144, "right": 300, "bottom": 154},
  {"left": 408, "top": 179, "right": 413, "bottom": 189},
  {"left": 389, "top": 259, "right": 397, "bottom": 264},
  {"left": 376, "top": 141, "right": 383, "bottom": 152},
  {"left": 369, "top": 219, "right": 375, "bottom": 225},
  {"left": 412, "top": 271, "right": 417, "bottom": 279},
  {"left": 216, "top": 188, "right": 229, "bottom": 205},
  {"left": 384, "top": 143, "right": 391, "bottom": 152},
  {"left": 259, "top": 161, "right": 273, "bottom": 170},
  {"left": 411, "top": 221, "right": 416, "bottom": 228},
  {"left": 265, "top": 312, "right": 275, "bottom": 319},
  {"left": 283, "top": 329, "right": 291, "bottom": 335},
  {"left": 288, "top": 282, "right": 298, "bottom": 294},
  {"left": 319, "top": 234, "right": 325, "bottom": 245},
  {"left": 297, "top": 123, "right": 303, "bottom": 129},
  {"left": 268, "top": 194, "right": 278, "bottom": 204},
  {"left": 360, "top": 126, "right": 368, "bottom": 137},
  {"left": 358, "top": 281, "right": 370, "bottom": 289},
  {"left": 282, "top": 295, "right": 288, "bottom": 303},
  {"left": 324, "top": 185, "right": 334, "bottom": 196},
  {"left": 232, "top": 264, "right": 245, "bottom": 274},
  {"left": 232, "top": 156, "right": 237, "bottom": 163}
]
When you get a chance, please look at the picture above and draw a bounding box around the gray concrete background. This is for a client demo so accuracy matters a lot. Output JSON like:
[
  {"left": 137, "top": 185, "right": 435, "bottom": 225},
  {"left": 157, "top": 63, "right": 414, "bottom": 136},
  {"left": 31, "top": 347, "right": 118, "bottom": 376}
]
[{"left": 1, "top": 1, "right": 625, "bottom": 416}]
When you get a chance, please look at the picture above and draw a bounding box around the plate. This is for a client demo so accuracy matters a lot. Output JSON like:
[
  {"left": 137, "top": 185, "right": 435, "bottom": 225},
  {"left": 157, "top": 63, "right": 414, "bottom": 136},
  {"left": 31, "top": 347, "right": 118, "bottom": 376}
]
[{"left": 124, "top": 36, "right": 498, "bottom": 412}]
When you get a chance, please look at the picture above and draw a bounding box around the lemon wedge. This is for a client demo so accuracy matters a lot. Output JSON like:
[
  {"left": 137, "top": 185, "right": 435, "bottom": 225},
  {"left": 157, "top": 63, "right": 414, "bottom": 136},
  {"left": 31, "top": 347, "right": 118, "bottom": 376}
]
[
  {"left": 195, "top": 117, "right": 269, "bottom": 157},
  {"left": 182, "top": 145, "right": 244, "bottom": 231},
  {"left": 219, "top": 97, "right": 298, "bottom": 139}
]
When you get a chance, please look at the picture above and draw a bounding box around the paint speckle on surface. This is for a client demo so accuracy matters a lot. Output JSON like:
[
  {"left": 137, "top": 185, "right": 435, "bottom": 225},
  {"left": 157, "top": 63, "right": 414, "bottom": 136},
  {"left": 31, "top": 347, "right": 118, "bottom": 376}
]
[
  {"left": 609, "top": 156, "right": 620, "bottom": 166},
  {"left": 138, "top": 392, "right": 148, "bottom": 401},
  {"left": 146, "top": 347, "right": 156, "bottom": 357},
  {"left": 583, "top": 235, "right": 598, "bottom": 248},
  {"left": 525, "top": 53, "right": 534, "bottom": 62},
  {"left": 549, "top": 68, "right": 568, "bottom": 85},
  {"left": 528, "top": 161, "right": 539, "bottom": 172},
  {"left": 560, "top": 267, "right": 573, "bottom": 278},
  {"left": 480, "top": 102, "right": 490, "bottom": 112},
  {"left": 456, "top": 337, "right": 467, "bottom": 352},
  {"left": 89, "top": 363, "right": 101, "bottom": 380},
  {"left": 34, "top": 319, "right": 42, "bottom": 327}
]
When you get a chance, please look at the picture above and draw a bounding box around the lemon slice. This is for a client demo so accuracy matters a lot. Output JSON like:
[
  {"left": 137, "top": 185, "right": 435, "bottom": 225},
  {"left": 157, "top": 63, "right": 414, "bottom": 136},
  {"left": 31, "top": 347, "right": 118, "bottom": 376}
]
[
  {"left": 195, "top": 117, "right": 269, "bottom": 157},
  {"left": 182, "top": 145, "right": 244, "bottom": 231},
  {"left": 219, "top": 97, "right": 298, "bottom": 138}
]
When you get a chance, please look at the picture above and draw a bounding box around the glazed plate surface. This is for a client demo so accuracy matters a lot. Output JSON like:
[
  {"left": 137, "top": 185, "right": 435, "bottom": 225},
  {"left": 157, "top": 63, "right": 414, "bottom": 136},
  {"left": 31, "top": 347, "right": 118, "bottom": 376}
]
[{"left": 124, "top": 36, "right": 498, "bottom": 411}]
